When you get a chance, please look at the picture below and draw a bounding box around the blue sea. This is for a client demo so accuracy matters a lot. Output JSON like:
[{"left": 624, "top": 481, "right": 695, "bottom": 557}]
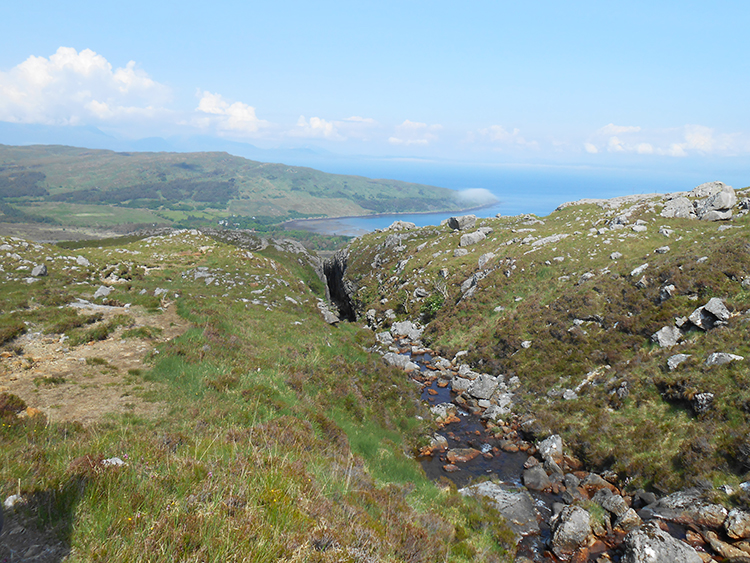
[{"left": 285, "top": 158, "right": 748, "bottom": 236}]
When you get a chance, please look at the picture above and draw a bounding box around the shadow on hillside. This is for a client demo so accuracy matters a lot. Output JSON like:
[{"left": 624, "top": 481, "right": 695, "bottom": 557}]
[{"left": 0, "top": 477, "right": 86, "bottom": 563}]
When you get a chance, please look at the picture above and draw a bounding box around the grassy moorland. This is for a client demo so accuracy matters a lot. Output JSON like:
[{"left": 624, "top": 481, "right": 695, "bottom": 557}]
[
  {"left": 345, "top": 188, "right": 750, "bottom": 495},
  {"left": 0, "top": 144, "right": 470, "bottom": 234},
  {"left": 0, "top": 230, "right": 514, "bottom": 561}
]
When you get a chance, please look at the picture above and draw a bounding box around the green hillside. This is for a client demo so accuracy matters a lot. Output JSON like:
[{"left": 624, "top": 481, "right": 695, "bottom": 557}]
[{"left": 0, "top": 144, "right": 468, "bottom": 232}]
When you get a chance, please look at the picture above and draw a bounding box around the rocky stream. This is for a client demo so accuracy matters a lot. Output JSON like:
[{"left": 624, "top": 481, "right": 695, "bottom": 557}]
[{"left": 375, "top": 320, "right": 750, "bottom": 563}]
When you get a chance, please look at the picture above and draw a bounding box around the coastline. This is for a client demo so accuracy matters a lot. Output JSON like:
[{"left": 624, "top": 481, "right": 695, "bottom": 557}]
[{"left": 282, "top": 201, "right": 500, "bottom": 236}]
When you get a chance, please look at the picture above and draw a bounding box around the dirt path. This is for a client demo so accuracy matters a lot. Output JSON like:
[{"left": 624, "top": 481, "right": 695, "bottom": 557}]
[{"left": 0, "top": 303, "right": 190, "bottom": 425}]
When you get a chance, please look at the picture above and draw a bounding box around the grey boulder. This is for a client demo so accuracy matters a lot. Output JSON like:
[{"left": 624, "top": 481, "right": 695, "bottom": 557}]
[
  {"left": 447, "top": 215, "right": 477, "bottom": 231},
  {"left": 651, "top": 326, "right": 682, "bottom": 348},
  {"left": 459, "top": 481, "right": 540, "bottom": 542},
  {"left": 621, "top": 521, "right": 702, "bottom": 563},
  {"left": 550, "top": 505, "right": 591, "bottom": 559},
  {"left": 459, "top": 231, "right": 486, "bottom": 247}
]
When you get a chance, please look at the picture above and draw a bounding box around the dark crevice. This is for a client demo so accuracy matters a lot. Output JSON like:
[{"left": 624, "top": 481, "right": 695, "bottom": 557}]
[{"left": 323, "top": 250, "right": 356, "bottom": 321}]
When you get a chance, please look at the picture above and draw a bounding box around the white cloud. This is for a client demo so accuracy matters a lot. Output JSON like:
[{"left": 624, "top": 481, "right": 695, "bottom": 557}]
[
  {"left": 289, "top": 115, "right": 343, "bottom": 140},
  {"left": 584, "top": 122, "right": 750, "bottom": 157},
  {"left": 388, "top": 119, "right": 442, "bottom": 145},
  {"left": 0, "top": 47, "right": 171, "bottom": 126},
  {"left": 195, "top": 91, "right": 268, "bottom": 136}
]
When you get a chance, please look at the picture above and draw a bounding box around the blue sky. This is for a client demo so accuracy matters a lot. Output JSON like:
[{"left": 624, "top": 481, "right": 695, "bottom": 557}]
[{"left": 1, "top": 0, "right": 749, "bottom": 174}]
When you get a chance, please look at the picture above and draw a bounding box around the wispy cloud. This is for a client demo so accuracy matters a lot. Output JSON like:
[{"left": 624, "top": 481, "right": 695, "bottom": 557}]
[
  {"left": 388, "top": 119, "right": 442, "bottom": 145},
  {"left": 474, "top": 124, "right": 539, "bottom": 150},
  {"left": 0, "top": 47, "right": 171, "bottom": 126}
]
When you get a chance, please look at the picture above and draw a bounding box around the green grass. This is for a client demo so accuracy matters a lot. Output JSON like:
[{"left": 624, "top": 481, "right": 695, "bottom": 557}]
[{"left": 0, "top": 229, "right": 515, "bottom": 562}]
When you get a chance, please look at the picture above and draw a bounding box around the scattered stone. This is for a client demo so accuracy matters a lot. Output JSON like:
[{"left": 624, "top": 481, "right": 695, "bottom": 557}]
[
  {"left": 76, "top": 255, "right": 91, "bottom": 267},
  {"left": 659, "top": 284, "right": 676, "bottom": 302},
  {"left": 93, "top": 285, "right": 114, "bottom": 299},
  {"left": 630, "top": 263, "right": 649, "bottom": 277},
  {"left": 651, "top": 326, "right": 682, "bottom": 348},
  {"left": 705, "top": 352, "right": 744, "bottom": 366},
  {"left": 376, "top": 332, "right": 394, "bottom": 346},
  {"left": 101, "top": 457, "right": 126, "bottom": 467},
  {"left": 691, "top": 181, "right": 727, "bottom": 198},
  {"left": 632, "top": 225, "right": 647, "bottom": 233},
  {"left": 610, "top": 251, "right": 623, "bottom": 260},
  {"left": 430, "top": 403, "right": 459, "bottom": 425},
  {"left": 453, "top": 248, "right": 469, "bottom": 258},
  {"left": 639, "top": 489, "right": 727, "bottom": 528},
  {"left": 654, "top": 246, "right": 670, "bottom": 254},
  {"left": 667, "top": 354, "right": 691, "bottom": 371},
  {"left": 31, "top": 264, "right": 47, "bottom": 277}
]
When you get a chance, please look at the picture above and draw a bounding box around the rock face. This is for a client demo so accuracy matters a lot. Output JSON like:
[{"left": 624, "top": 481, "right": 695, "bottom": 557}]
[
  {"left": 459, "top": 481, "right": 540, "bottom": 541},
  {"left": 550, "top": 505, "right": 591, "bottom": 559},
  {"left": 447, "top": 215, "right": 477, "bottom": 231},
  {"left": 621, "top": 521, "right": 702, "bottom": 563}
]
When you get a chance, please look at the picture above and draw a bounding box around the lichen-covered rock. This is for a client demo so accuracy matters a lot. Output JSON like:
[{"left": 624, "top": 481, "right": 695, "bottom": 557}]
[
  {"left": 538, "top": 435, "right": 564, "bottom": 465},
  {"left": 725, "top": 508, "right": 750, "bottom": 539},
  {"left": 621, "top": 521, "right": 702, "bottom": 563},
  {"left": 467, "top": 374, "right": 499, "bottom": 400},
  {"left": 459, "top": 481, "right": 540, "bottom": 542},
  {"left": 550, "top": 505, "right": 591, "bottom": 559}
]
